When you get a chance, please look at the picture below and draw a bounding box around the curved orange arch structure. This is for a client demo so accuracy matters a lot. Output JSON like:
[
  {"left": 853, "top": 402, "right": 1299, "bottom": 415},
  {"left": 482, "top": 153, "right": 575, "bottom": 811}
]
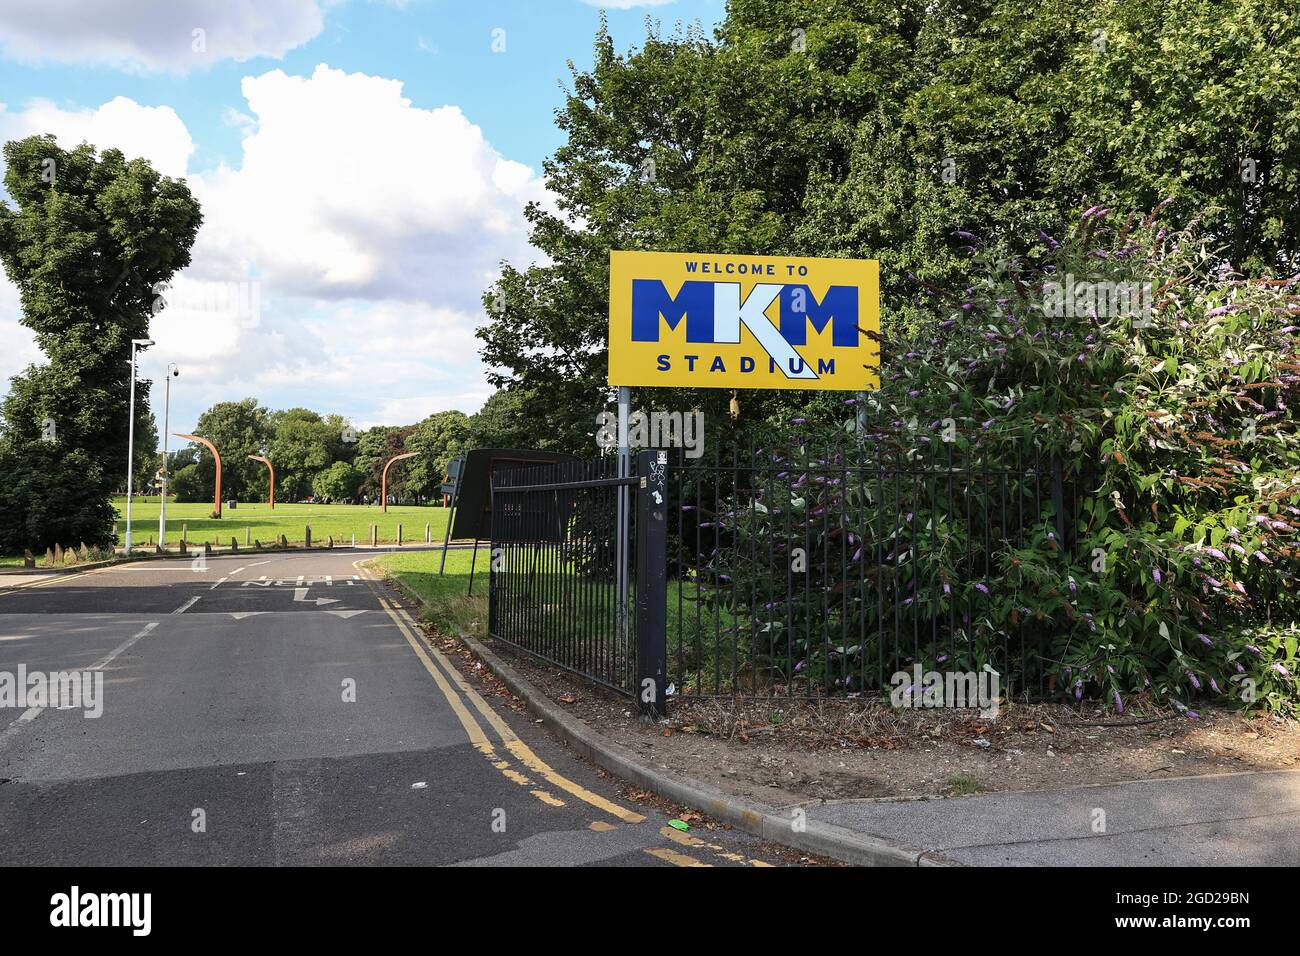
[
  {"left": 174, "top": 432, "right": 222, "bottom": 518},
  {"left": 381, "top": 452, "right": 417, "bottom": 513},
  {"left": 247, "top": 454, "right": 275, "bottom": 509}
]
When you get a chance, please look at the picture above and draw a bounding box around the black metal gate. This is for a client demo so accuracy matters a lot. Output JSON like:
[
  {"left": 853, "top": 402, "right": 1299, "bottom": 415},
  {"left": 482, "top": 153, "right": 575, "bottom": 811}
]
[{"left": 489, "top": 450, "right": 667, "bottom": 713}]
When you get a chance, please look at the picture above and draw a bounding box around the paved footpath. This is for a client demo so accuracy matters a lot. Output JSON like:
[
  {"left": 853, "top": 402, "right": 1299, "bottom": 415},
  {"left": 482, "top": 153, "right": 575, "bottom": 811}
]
[
  {"left": 0, "top": 551, "right": 781, "bottom": 867},
  {"left": 803, "top": 767, "right": 1300, "bottom": 866}
]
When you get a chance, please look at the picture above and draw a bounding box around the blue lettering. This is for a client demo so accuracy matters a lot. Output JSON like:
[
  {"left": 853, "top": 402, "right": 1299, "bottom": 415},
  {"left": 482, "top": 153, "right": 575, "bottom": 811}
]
[
  {"left": 779, "top": 285, "right": 858, "bottom": 347},
  {"left": 632, "top": 280, "right": 714, "bottom": 342}
]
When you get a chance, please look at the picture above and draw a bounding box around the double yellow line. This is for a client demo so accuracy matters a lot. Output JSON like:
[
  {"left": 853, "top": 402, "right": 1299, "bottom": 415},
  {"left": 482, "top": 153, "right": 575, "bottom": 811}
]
[
  {"left": 361, "top": 562, "right": 779, "bottom": 866},
  {"left": 368, "top": 581, "right": 645, "bottom": 825}
]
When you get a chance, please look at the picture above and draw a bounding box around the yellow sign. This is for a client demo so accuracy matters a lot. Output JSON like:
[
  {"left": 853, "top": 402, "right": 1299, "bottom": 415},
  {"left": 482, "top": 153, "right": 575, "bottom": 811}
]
[{"left": 608, "top": 250, "right": 880, "bottom": 391}]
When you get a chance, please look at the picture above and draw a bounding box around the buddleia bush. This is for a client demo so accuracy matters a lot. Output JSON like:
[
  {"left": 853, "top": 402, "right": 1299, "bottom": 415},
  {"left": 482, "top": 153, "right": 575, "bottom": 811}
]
[{"left": 705, "top": 205, "right": 1300, "bottom": 713}]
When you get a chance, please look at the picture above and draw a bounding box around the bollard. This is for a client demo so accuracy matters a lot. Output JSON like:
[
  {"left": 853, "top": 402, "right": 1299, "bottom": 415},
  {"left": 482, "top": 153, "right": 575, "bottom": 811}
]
[
  {"left": 181, "top": 523, "right": 188, "bottom": 547},
  {"left": 305, "top": 525, "right": 312, "bottom": 548},
  {"left": 425, "top": 522, "right": 430, "bottom": 544},
  {"left": 397, "top": 524, "right": 403, "bottom": 547},
  {"left": 23, "top": 549, "right": 35, "bottom": 569},
  {"left": 370, "top": 525, "right": 377, "bottom": 547},
  {"left": 179, "top": 539, "right": 187, "bottom": 555},
  {"left": 351, "top": 532, "right": 356, "bottom": 547},
  {"left": 231, "top": 537, "right": 238, "bottom": 551},
  {"left": 328, "top": 535, "right": 334, "bottom": 549},
  {"left": 245, "top": 527, "right": 251, "bottom": 545}
]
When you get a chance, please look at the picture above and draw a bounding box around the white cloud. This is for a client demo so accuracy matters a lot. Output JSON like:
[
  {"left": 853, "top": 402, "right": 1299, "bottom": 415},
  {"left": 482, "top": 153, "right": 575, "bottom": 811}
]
[
  {"left": 0, "top": 64, "right": 544, "bottom": 432},
  {"left": 0, "top": 97, "right": 195, "bottom": 178},
  {"left": 0, "top": 281, "right": 41, "bottom": 380},
  {"left": 0, "top": 0, "right": 327, "bottom": 73},
  {"left": 187, "top": 65, "right": 546, "bottom": 312}
]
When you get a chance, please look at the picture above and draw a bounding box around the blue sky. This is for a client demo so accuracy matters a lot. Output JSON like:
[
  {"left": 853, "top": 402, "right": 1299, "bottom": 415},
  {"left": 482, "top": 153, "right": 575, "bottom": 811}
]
[{"left": 0, "top": 0, "right": 727, "bottom": 434}]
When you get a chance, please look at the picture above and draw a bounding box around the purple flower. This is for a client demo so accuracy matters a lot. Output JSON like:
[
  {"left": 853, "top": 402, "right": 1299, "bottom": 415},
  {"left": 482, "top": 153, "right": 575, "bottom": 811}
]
[
  {"left": 1187, "top": 671, "right": 1201, "bottom": 691},
  {"left": 1273, "top": 663, "right": 1291, "bottom": 677},
  {"left": 1153, "top": 568, "right": 1162, "bottom": 584},
  {"left": 975, "top": 583, "right": 989, "bottom": 596},
  {"left": 1246, "top": 644, "right": 1262, "bottom": 656},
  {"left": 1114, "top": 691, "right": 1123, "bottom": 714},
  {"left": 1198, "top": 634, "right": 1212, "bottom": 646}
]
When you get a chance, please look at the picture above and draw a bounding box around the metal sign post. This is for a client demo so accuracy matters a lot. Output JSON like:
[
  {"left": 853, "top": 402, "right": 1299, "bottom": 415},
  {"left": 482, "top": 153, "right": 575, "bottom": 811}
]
[{"left": 616, "top": 385, "right": 631, "bottom": 656}]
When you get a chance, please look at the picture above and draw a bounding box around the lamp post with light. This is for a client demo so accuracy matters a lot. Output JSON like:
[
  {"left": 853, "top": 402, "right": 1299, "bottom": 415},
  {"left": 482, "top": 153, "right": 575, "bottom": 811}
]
[{"left": 123, "top": 338, "right": 154, "bottom": 555}]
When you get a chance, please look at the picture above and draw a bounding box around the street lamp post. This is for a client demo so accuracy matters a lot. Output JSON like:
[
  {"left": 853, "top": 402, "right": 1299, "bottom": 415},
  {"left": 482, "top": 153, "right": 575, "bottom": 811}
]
[
  {"left": 158, "top": 364, "right": 179, "bottom": 547},
  {"left": 124, "top": 338, "right": 155, "bottom": 555}
]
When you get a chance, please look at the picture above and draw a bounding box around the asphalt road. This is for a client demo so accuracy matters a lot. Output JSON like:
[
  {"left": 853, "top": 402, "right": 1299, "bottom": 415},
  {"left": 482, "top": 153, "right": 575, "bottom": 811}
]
[{"left": 0, "top": 550, "right": 782, "bottom": 867}]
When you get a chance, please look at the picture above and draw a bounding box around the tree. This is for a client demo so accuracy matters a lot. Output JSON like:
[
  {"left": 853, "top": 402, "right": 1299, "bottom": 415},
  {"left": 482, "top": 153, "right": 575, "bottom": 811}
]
[
  {"left": 132, "top": 408, "right": 160, "bottom": 496},
  {"left": 169, "top": 463, "right": 203, "bottom": 503},
  {"left": 267, "top": 408, "right": 342, "bottom": 501},
  {"left": 406, "top": 410, "right": 469, "bottom": 498},
  {"left": 0, "top": 135, "right": 201, "bottom": 550},
  {"left": 477, "top": 0, "right": 1300, "bottom": 449},
  {"left": 186, "top": 399, "right": 271, "bottom": 502},
  {"left": 312, "top": 461, "right": 363, "bottom": 502}
]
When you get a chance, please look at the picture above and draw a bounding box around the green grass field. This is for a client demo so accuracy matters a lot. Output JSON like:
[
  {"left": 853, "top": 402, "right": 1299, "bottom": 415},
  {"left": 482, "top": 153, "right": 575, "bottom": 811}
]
[
  {"left": 377, "top": 548, "right": 748, "bottom": 693},
  {"left": 114, "top": 497, "right": 453, "bottom": 547},
  {"left": 377, "top": 548, "right": 488, "bottom": 637}
]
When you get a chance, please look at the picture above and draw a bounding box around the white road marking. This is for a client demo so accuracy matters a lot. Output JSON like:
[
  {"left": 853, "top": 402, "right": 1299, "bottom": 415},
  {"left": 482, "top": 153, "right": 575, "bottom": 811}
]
[
  {"left": 231, "top": 567, "right": 246, "bottom": 576},
  {"left": 292, "top": 588, "right": 338, "bottom": 606},
  {"left": 210, "top": 576, "right": 228, "bottom": 590},
  {"left": 172, "top": 596, "right": 200, "bottom": 615},
  {"left": 0, "top": 706, "right": 45, "bottom": 745},
  {"left": 0, "top": 622, "right": 158, "bottom": 749},
  {"left": 325, "top": 609, "right": 366, "bottom": 619},
  {"left": 90, "top": 622, "right": 159, "bottom": 670},
  {"left": 229, "top": 612, "right": 266, "bottom": 620}
]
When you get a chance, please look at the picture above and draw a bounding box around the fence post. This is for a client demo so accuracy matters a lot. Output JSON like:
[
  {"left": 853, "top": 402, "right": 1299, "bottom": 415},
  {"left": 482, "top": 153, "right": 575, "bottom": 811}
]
[
  {"left": 1051, "top": 455, "right": 1066, "bottom": 554},
  {"left": 635, "top": 449, "right": 668, "bottom": 718}
]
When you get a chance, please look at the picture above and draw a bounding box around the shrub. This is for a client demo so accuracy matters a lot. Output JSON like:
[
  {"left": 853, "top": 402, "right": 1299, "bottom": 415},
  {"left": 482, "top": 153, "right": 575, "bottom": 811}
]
[{"left": 706, "top": 206, "right": 1300, "bottom": 713}]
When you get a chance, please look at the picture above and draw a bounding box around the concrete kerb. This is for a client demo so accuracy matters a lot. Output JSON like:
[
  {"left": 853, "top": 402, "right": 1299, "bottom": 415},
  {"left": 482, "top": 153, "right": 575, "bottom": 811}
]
[
  {"left": 0, "top": 542, "right": 472, "bottom": 592},
  {"left": 377, "top": 567, "right": 958, "bottom": 867}
]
